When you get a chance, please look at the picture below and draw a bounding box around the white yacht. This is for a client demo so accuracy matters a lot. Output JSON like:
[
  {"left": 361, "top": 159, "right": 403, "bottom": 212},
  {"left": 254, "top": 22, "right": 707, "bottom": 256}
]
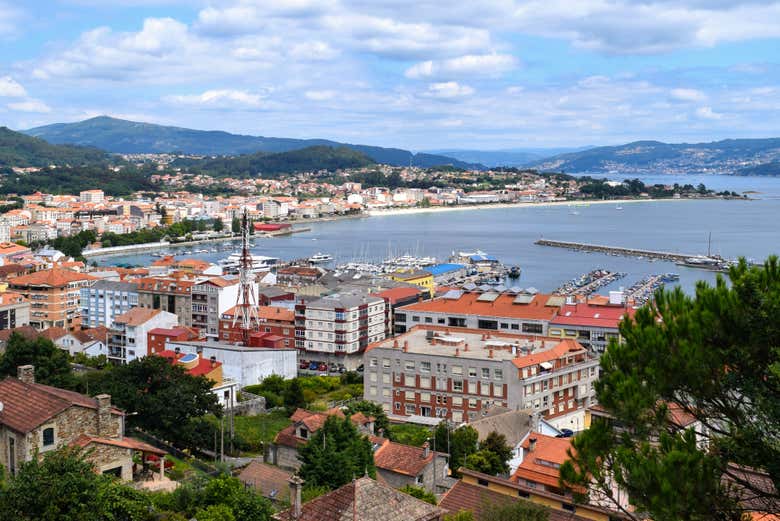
[
  {"left": 309, "top": 252, "right": 333, "bottom": 263},
  {"left": 218, "top": 253, "right": 279, "bottom": 274}
]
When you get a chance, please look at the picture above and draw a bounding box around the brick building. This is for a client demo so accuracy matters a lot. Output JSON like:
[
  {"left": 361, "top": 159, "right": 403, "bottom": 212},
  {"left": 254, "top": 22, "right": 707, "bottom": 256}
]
[
  {"left": 219, "top": 305, "right": 295, "bottom": 347},
  {"left": 363, "top": 326, "right": 599, "bottom": 430},
  {"left": 9, "top": 268, "right": 96, "bottom": 330},
  {"left": 548, "top": 301, "right": 633, "bottom": 353},
  {"left": 147, "top": 326, "right": 202, "bottom": 355}
]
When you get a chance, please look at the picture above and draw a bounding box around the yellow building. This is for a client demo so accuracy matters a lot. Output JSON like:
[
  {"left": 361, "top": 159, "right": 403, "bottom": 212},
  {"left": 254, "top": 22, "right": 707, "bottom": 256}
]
[{"left": 388, "top": 270, "right": 434, "bottom": 297}]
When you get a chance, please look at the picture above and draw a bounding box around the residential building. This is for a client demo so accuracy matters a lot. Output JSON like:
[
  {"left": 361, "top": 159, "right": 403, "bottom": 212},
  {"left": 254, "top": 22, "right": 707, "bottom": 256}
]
[
  {"left": 371, "top": 286, "right": 425, "bottom": 337},
  {"left": 276, "top": 266, "right": 324, "bottom": 286},
  {"left": 394, "top": 290, "right": 562, "bottom": 335},
  {"left": 9, "top": 268, "right": 97, "bottom": 330},
  {"left": 164, "top": 339, "right": 296, "bottom": 387},
  {"left": 80, "top": 280, "right": 139, "bottom": 329},
  {"left": 191, "top": 276, "right": 239, "bottom": 340},
  {"left": 295, "top": 293, "right": 387, "bottom": 370},
  {"left": 157, "top": 349, "right": 238, "bottom": 408},
  {"left": 0, "top": 291, "right": 29, "bottom": 330},
  {"left": 79, "top": 190, "right": 105, "bottom": 203},
  {"left": 239, "top": 461, "right": 293, "bottom": 504},
  {"left": 363, "top": 326, "right": 599, "bottom": 430},
  {"left": 548, "top": 301, "right": 634, "bottom": 353},
  {"left": 52, "top": 327, "right": 109, "bottom": 357},
  {"left": 107, "top": 308, "right": 178, "bottom": 364},
  {"left": 147, "top": 326, "right": 201, "bottom": 354},
  {"left": 218, "top": 305, "right": 295, "bottom": 347},
  {"left": 0, "top": 365, "right": 166, "bottom": 481},
  {"left": 274, "top": 475, "right": 444, "bottom": 521},
  {"left": 388, "top": 270, "right": 434, "bottom": 297},
  {"left": 511, "top": 433, "right": 573, "bottom": 495},
  {"left": 136, "top": 275, "right": 196, "bottom": 327}
]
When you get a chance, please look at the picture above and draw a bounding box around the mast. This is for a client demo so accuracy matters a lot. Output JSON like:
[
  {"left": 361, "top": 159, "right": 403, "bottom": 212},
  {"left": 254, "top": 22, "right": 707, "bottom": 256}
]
[{"left": 232, "top": 207, "right": 258, "bottom": 345}]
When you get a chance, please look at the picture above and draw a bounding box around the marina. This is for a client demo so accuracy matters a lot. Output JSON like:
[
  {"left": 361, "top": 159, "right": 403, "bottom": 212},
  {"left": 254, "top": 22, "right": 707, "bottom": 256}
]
[
  {"left": 554, "top": 269, "right": 626, "bottom": 297},
  {"left": 623, "top": 273, "right": 680, "bottom": 306}
]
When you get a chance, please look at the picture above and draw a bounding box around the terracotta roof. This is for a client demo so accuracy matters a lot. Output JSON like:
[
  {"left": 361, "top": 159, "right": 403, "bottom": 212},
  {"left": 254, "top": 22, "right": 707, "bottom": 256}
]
[
  {"left": 76, "top": 326, "right": 109, "bottom": 344},
  {"left": 275, "top": 409, "right": 372, "bottom": 448},
  {"left": 9, "top": 268, "right": 96, "bottom": 288},
  {"left": 373, "top": 439, "right": 437, "bottom": 477},
  {"left": 113, "top": 307, "right": 162, "bottom": 326},
  {"left": 239, "top": 461, "right": 292, "bottom": 500},
  {"left": 0, "top": 291, "right": 27, "bottom": 305},
  {"left": 0, "top": 377, "right": 120, "bottom": 433},
  {"left": 398, "top": 292, "right": 559, "bottom": 321},
  {"left": 274, "top": 476, "right": 443, "bottom": 521},
  {"left": 371, "top": 286, "right": 422, "bottom": 305},
  {"left": 550, "top": 303, "right": 634, "bottom": 329},
  {"left": 511, "top": 433, "right": 573, "bottom": 489},
  {"left": 0, "top": 325, "right": 40, "bottom": 343},
  {"left": 511, "top": 339, "right": 586, "bottom": 370},
  {"left": 439, "top": 480, "right": 591, "bottom": 521},
  {"left": 40, "top": 326, "right": 68, "bottom": 341},
  {"left": 72, "top": 434, "right": 165, "bottom": 455}
]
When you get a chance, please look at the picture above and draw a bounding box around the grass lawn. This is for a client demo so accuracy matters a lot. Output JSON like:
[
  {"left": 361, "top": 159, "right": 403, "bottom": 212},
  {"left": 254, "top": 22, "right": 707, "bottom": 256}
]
[
  {"left": 389, "top": 423, "right": 433, "bottom": 447},
  {"left": 234, "top": 409, "right": 292, "bottom": 446}
]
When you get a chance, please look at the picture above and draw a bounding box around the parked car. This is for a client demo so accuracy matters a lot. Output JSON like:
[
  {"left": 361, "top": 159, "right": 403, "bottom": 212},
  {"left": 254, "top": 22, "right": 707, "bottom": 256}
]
[
  {"left": 309, "top": 361, "right": 319, "bottom": 370},
  {"left": 299, "top": 359, "right": 309, "bottom": 369},
  {"left": 318, "top": 363, "right": 327, "bottom": 371},
  {"left": 556, "top": 429, "right": 575, "bottom": 438},
  {"left": 356, "top": 364, "right": 364, "bottom": 373}
]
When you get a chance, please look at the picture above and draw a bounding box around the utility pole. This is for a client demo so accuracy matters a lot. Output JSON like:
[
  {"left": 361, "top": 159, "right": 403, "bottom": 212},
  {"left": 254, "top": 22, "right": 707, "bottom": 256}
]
[{"left": 220, "top": 415, "right": 225, "bottom": 463}]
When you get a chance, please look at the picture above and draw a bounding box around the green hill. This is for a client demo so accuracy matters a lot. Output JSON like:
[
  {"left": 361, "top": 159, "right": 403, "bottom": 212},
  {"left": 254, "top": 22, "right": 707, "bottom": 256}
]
[
  {"left": 25, "top": 116, "right": 483, "bottom": 169},
  {"left": 0, "top": 127, "right": 110, "bottom": 168},
  {"left": 174, "top": 145, "right": 375, "bottom": 177}
]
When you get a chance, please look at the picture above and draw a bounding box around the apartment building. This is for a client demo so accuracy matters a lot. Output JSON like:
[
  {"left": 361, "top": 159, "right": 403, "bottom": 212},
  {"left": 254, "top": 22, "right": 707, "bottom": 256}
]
[
  {"left": 79, "top": 190, "right": 105, "bottom": 203},
  {"left": 0, "top": 292, "right": 30, "bottom": 330},
  {"left": 136, "top": 275, "right": 196, "bottom": 327},
  {"left": 295, "top": 293, "right": 387, "bottom": 370},
  {"left": 363, "top": 326, "right": 599, "bottom": 430},
  {"left": 9, "top": 268, "right": 96, "bottom": 330},
  {"left": 80, "top": 280, "right": 139, "bottom": 329},
  {"left": 393, "top": 290, "right": 562, "bottom": 336},
  {"left": 191, "top": 276, "right": 239, "bottom": 340},
  {"left": 548, "top": 301, "right": 633, "bottom": 353},
  {"left": 219, "top": 305, "right": 295, "bottom": 347},
  {"left": 107, "top": 308, "right": 178, "bottom": 364}
]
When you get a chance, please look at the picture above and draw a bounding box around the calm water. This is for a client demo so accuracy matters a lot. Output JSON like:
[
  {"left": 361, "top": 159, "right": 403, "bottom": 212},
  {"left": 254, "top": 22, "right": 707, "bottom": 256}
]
[{"left": 98, "top": 175, "right": 780, "bottom": 294}]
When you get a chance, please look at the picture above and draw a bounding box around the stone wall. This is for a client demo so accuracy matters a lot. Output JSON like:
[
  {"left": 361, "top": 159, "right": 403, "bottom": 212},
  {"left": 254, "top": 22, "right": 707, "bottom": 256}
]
[{"left": 84, "top": 442, "right": 133, "bottom": 481}]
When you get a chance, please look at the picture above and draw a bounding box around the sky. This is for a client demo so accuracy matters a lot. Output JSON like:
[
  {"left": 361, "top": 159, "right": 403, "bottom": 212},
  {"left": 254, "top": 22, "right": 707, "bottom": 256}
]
[{"left": 1, "top": 1, "right": 779, "bottom": 150}]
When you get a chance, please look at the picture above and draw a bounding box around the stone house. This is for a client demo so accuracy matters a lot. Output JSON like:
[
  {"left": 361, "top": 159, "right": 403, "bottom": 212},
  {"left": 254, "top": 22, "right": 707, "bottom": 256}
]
[{"left": 0, "top": 365, "right": 165, "bottom": 481}]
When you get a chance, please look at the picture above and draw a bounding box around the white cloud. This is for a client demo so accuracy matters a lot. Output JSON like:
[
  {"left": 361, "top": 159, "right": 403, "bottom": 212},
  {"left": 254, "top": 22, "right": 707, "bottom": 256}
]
[
  {"left": 696, "top": 106, "right": 723, "bottom": 120},
  {"left": 304, "top": 90, "right": 337, "bottom": 101},
  {"left": 424, "top": 81, "right": 475, "bottom": 99},
  {"left": 670, "top": 88, "right": 706, "bottom": 102},
  {"left": 166, "top": 89, "right": 267, "bottom": 108},
  {"left": 7, "top": 99, "right": 51, "bottom": 113},
  {"left": 405, "top": 53, "right": 516, "bottom": 79},
  {"left": 0, "top": 76, "right": 26, "bottom": 97}
]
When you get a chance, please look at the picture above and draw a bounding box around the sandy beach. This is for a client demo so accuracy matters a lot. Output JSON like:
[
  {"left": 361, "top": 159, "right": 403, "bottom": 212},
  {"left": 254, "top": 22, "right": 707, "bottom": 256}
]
[{"left": 365, "top": 197, "right": 696, "bottom": 217}]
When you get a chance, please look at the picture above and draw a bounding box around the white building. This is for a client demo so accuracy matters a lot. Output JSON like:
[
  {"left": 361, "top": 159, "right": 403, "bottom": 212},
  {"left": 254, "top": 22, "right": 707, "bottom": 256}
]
[
  {"left": 107, "top": 308, "right": 178, "bottom": 364},
  {"left": 80, "top": 190, "right": 105, "bottom": 203},
  {"left": 191, "top": 276, "right": 240, "bottom": 340},
  {"left": 165, "top": 339, "right": 297, "bottom": 387},
  {"left": 81, "top": 280, "right": 139, "bottom": 329}
]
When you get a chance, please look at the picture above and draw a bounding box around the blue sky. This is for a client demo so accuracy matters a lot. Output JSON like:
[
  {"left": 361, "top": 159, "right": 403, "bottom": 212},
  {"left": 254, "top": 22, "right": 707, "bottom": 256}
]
[{"left": 1, "top": 0, "right": 779, "bottom": 150}]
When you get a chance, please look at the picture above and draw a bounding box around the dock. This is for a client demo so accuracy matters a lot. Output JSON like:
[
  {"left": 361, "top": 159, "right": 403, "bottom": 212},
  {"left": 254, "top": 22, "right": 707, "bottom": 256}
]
[{"left": 535, "top": 239, "right": 697, "bottom": 263}]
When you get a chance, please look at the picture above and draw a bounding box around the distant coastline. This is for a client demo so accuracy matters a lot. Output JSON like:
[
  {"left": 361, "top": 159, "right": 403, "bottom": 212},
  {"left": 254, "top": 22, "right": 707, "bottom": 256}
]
[{"left": 365, "top": 197, "right": 702, "bottom": 217}]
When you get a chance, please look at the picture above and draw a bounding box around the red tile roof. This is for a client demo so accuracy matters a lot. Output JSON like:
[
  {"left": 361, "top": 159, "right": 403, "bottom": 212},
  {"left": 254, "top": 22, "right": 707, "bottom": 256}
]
[
  {"left": 113, "top": 307, "right": 162, "bottom": 326},
  {"left": 550, "top": 303, "right": 634, "bottom": 329},
  {"left": 511, "top": 433, "right": 573, "bottom": 490},
  {"left": 72, "top": 434, "right": 165, "bottom": 455},
  {"left": 373, "top": 439, "right": 437, "bottom": 477},
  {"left": 0, "top": 377, "right": 121, "bottom": 433},
  {"left": 511, "top": 339, "right": 586, "bottom": 370},
  {"left": 9, "top": 268, "right": 96, "bottom": 288},
  {"left": 371, "top": 286, "right": 422, "bottom": 305},
  {"left": 399, "top": 292, "right": 560, "bottom": 321},
  {"left": 239, "top": 461, "right": 292, "bottom": 500}
]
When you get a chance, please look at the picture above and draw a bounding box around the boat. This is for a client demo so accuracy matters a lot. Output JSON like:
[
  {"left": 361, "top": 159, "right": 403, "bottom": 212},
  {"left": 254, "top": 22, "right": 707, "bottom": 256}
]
[
  {"left": 507, "top": 266, "right": 521, "bottom": 278},
  {"left": 309, "top": 252, "right": 333, "bottom": 263},
  {"left": 615, "top": 205, "right": 624, "bottom": 210},
  {"left": 218, "top": 252, "right": 280, "bottom": 274}
]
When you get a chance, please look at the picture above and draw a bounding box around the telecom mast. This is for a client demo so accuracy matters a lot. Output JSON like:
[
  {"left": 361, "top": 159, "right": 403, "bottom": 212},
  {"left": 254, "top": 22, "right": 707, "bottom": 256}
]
[{"left": 231, "top": 207, "right": 258, "bottom": 345}]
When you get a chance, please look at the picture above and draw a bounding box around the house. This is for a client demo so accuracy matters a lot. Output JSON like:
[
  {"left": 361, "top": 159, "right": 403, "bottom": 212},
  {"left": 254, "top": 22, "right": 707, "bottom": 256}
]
[
  {"left": 50, "top": 326, "right": 110, "bottom": 357},
  {"left": 269, "top": 408, "right": 375, "bottom": 470},
  {"left": 239, "top": 460, "right": 293, "bottom": 503},
  {"left": 274, "top": 475, "right": 444, "bottom": 521},
  {"left": 0, "top": 365, "right": 166, "bottom": 482},
  {"left": 510, "top": 433, "right": 573, "bottom": 496},
  {"left": 147, "top": 326, "right": 202, "bottom": 355},
  {"left": 8, "top": 268, "right": 97, "bottom": 330},
  {"left": 107, "top": 308, "right": 178, "bottom": 364},
  {"left": 373, "top": 438, "right": 450, "bottom": 494}
]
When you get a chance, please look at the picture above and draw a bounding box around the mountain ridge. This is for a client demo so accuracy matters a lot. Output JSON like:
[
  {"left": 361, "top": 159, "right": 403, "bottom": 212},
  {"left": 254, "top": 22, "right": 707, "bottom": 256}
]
[
  {"left": 25, "top": 116, "right": 484, "bottom": 170},
  {"left": 0, "top": 126, "right": 111, "bottom": 168}
]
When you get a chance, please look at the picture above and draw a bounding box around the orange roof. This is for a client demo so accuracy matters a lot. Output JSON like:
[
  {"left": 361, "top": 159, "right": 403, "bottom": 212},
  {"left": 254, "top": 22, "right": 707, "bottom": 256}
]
[
  {"left": 0, "top": 242, "right": 30, "bottom": 256},
  {"left": 0, "top": 292, "right": 27, "bottom": 306},
  {"left": 222, "top": 305, "right": 294, "bottom": 322},
  {"left": 511, "top": 339, "right": 585, "bottom": 369},
  {"left": 113, "top": 307, "right": 162, "bottom": 326},
  {"left": 9, "top": 268, "right": 96, "bottom": 288},
  {"left": 371, "top": 286, "right": 421, "bottom": 304},
  {"left": 373, "top": 439, "right": 437, "bottom": 476},
  {"left": 72, "top": 434, "right": 165, "bottom": 455},
  {"left": 511, "top": 433, "right": 573, "bottom": 489},
  {"left": 399, "top": 292, "right": 560, "bottom": 321}
]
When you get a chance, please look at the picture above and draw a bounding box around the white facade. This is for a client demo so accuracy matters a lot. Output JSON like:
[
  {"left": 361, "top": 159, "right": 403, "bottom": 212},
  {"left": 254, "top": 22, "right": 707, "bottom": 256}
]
[
  {"left": 166, "top": 340, "right": 297, "bottom": 387},
  {"left": 108, "top": 310, "right": 178, "bottom": 364},
  {"left": 191, "top": 278, "right": 240, "bottom": 340},
  {"left": 301, "top": 295, "right": 386, "bottom": 355}
]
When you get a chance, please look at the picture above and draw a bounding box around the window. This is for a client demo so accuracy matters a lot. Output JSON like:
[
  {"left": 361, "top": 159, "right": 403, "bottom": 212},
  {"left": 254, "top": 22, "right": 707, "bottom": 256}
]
[
  {"left": 424, "top": 317, "right": 432, "bottom": 323},
  {"left": 494, "top": 368, "right": 503, "bottom": 380},
  {"left": 500, "top": 322, "right": 509, "bottom": 329},
  {"left": 468, "top": 381, "right": 477, "bottom": 394},
  {"left": 405, "top": 360, "right": 415, "bottom": 371},
  {"left": 468, "top": 367, "right": 477, "bottom": 377},
  {"left": 369, "top": 358, "right": 377, "bottom": 367},
  {"left": 477, "top": 319, "right": 498, "bottom": 330},
  {"left": 437, "top": 318, "right": 445, "bottom": 324},
  {"left": 452, "top": 365, "right": 463, "bottom": 375},
  {"left": 300, "top": 428, "right": 309, "bottom": 439},
  {"left": 522, "top": 323, "right": 544, "bottom": 334},
  {"left": 452, "top": 396, "right": 463, "bottom": 406},
  {"left": 405, "top": 404, "right": 416, "bottom": 415},
  {"left": 42, "top": 427, "right": 54, "bottom": 447},
  {"left": 382, "top": 373, "right": 390, "bottom": 384},
  {"left": 481, "top": 367, "right": 490, "bottom": 378},
  {"left": 453, "top": 380, "right": 463, "bottom": 392},
  {"left": 369, "top": 386, "right": 377, "bottom": 395},
  {"left": 420, "top": 392, "right": 431, "bottom": 402},
  {"left": 382, "top": 358, "right": 391, "bottom": 368},
  {"left": 420, "top": 376, "right": 431, "bottom": 388},
  {"left": 416, "top": 475, "right": 424, "bottom": 485},
  {"left": 420, "top": 361, "right": 431, "bottom": 372},
  {"left": 412, "top": 316, "right": 420, "bottom": 322},
  {"left": 511, "top": 324, "right": 519, "bottom": 330},
  {"left": 395, "top": 402, "right": 401, "bottom": 410},
  {"left": 369, "top": 372, "right": 377, "bottom": 382},
  {"left": 468, "top": 398, "right": 478, "bottom": 408}
]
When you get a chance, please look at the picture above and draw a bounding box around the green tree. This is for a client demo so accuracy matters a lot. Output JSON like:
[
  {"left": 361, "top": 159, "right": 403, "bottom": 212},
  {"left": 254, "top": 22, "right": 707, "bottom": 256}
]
[
  {"left": 195, "top": 505, "right": 234, "bottom": 521},
  {"left": 434, "top": 423, "right": 479, "bottom": 478},
  {"left": 482, "top": 501, "right": 549, "bottom": 521},
  {"left": 560, "top": 257, "right": 780, "bottom": 521},
  {"left": 443, "top": 511, "right": 475, "bottom": 521},
  {"left": 283, "top": 378, "right": 306, "bottom": 413},
  {"left": 212, "top": 218, "right": 224, "bottom": 232},
  {"left": 84, "top": 355, "right": 221, "bottom": 445},
  {"left": 298, "top": 415, "right": 376, "bottom": 489},
  {"left": 399, "top": 485, "right": 437, "bottom": 505},
  {"left": 464, "top": 449, "right": 504, "bottom": 476},
  {"left": 231, "top": 217, "right": 241, "bottom": 234},
  {"left": 345, "top": 400, "right": 391, "bottom": 439},
  {"left": 471, "top": 431, "right": 512, "bottom": 475},
  {"left": 0, "top": 333, "right": 76, "bottom": 389}
]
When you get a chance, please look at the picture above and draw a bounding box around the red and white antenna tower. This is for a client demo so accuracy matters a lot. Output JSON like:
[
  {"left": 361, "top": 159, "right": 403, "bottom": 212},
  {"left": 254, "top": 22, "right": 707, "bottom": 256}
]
[{"left": 231, "top": 207, "right": 258, "bottom": 345}]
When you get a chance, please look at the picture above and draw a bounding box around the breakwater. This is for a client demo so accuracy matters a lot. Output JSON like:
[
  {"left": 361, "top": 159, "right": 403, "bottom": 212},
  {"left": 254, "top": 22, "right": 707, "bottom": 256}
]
[{"left": 535, "top": 239, "right": 698, "bottom": 262}]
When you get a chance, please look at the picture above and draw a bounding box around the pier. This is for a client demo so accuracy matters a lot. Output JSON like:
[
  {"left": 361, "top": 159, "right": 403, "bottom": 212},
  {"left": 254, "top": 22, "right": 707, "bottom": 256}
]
[
  {"left": 535, "top": 239, "right": 697, "bottom": 262},
  {"left": 554, "top": 269, "right": 626, "bottom": 297}
]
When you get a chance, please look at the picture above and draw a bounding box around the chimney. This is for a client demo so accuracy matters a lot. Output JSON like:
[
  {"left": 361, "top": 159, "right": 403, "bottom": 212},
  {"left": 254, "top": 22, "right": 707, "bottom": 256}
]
[
  {"left": 210, "top": 355, "right": 217, "bottom": 368},
  {"left": 528, "top": 437, "right": 537, "bottom": 453},
  {"left": 464, "top": 342, "right": 469, "bottom": 351},
  {"left": 455, "top": 348, "right": 460, "bottom": 357},
  {"left": 393, "top": 339, "right": 399, "bottom": 348},
  {"left": 488, "top": 349, "right": 494, "bottom": 359},
  {"left": 96, "top": 394, "right": 112, "bottom": 436},
  {"left": 422, "top": 441, "right": 430, "bottom": 458},
  {"left": 289, "top": 475, "right": 304, "bottom": 519},
  {"left": 403, "top": 341, "right": 408, "bottom": 352},
  {"left": 17, "top": 365, "right": 34, "bottom": 385}
]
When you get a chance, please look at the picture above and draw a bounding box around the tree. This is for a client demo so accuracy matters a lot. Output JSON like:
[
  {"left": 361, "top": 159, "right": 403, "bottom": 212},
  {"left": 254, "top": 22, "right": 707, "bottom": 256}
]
[
  {"left": 85, "top": 355, "right": 221, "bottom": 445},
  {"left": 434, "top": 424, "right": 479, "bottom": 478},
  {"left": 194, "top": 505, "right": 234, "bottom": 521},
  {"left": 482, "top": 501, "right": 549, "bottom": 521},
  {"left": 212, "top": 218, "right": 224, "bottom": 232},
  {"left": 561, "top": 258, "right": 780, "bottom": 521},
  {"left": 346, "top": 400, "right": 391, "bottom": 439},
  {"left": 0, "top": 333, "right": 76, "bottom": 389},
  {"left": 472, "top": 431, "right": 512, "bottom": 475},
  {"left": 399, "top": 485, "right": 437, "bottom": 505},
  {"left": 231, "top": 217, "right": 241, "bottom": 234},
  {"left": 283, "top": 378, "right": 306, "bottom": 414},
  {"left": 443, "top": 511, "right": 475, "bottom": 521},
  {"left": 464, "top": 449, "right": 504, "bottom": 476},
  {"left": 298, "top": 415, "right": 376, "bottom": 490}
]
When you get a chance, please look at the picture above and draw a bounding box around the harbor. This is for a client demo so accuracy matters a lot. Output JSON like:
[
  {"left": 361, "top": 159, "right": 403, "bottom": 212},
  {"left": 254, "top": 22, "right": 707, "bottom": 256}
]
[{"left": 553, "top": 269, "right": 626, "bottom": 297}]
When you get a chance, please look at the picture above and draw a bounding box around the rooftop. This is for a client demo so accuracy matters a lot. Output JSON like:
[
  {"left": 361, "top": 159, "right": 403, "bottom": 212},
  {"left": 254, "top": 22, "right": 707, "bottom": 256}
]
[
  {"left": 9, "top": 268, "right": 96, "bottom": 288},
  {"left": 398, "top": 291, "right": 560, "bottom": 321},
  {"left": 550, "top": 302, "right": 634, "bottom": 328},
  {"left": 366, "top": 325, "right": 567, "bottom": 362},
  {"left": 113, "top": 307, "right": 162, "bottom": 326},
  {"left": 511, "top": 433, "right": 573, "bottom": 490}
]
